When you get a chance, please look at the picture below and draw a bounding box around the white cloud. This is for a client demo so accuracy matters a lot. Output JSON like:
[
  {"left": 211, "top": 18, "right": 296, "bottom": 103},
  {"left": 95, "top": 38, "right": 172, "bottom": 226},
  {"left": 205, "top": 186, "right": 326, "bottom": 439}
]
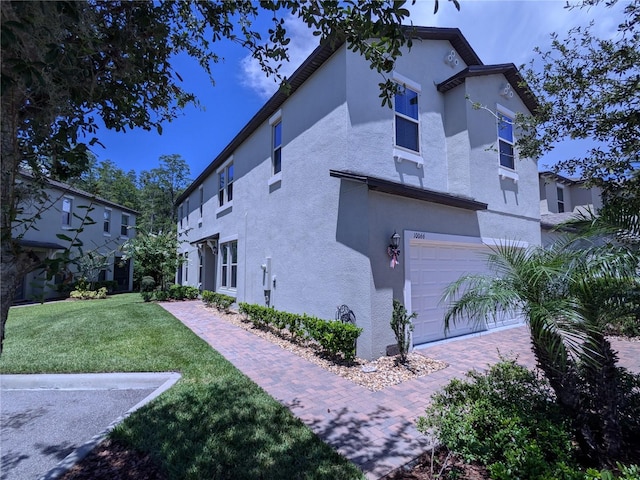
[
  {"left": 408, "top": 0, "right": 629, "bottom": 66},
  {"left": 239, "top": 14, "right": 318, "bottom": 99}
]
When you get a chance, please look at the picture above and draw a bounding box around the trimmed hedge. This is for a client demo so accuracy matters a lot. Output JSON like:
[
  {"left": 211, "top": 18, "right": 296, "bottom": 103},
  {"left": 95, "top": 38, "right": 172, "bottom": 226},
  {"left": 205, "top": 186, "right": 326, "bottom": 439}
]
[
  {"left": 202, "top": 291, "right": 235, "bottom": 312},
  {"left": 238, "top": 303, "right": 362, "bottom": 361},
  {"left": 140, "top": 285, "right": 199, "bottom": 302}
]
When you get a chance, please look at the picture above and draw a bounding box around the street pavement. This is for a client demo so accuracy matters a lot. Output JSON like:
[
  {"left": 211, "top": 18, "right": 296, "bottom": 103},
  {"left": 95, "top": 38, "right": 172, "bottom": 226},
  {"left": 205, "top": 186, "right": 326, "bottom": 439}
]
[{"left": 0, "top": 372, "right": 181, "bottom": 480}]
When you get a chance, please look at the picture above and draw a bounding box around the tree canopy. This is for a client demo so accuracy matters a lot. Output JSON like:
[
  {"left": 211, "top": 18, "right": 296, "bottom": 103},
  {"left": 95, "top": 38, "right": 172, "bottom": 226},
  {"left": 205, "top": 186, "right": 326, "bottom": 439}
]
[{"left": 519, "top": 0, "right": 639, "bottom": 201}]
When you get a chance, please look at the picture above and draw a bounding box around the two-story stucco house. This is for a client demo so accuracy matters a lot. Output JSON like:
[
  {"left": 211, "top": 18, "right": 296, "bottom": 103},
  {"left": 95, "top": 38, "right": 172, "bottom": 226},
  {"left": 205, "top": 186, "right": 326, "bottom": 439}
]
[
  {"left": 12, "top": 172, "right": 137, "bottom": 302},
  {"left": 175, "top": 27, "right": 541, "bottom": 360},
  {"left": 539, "top": 171, "right": 603, "bottom": 245}
]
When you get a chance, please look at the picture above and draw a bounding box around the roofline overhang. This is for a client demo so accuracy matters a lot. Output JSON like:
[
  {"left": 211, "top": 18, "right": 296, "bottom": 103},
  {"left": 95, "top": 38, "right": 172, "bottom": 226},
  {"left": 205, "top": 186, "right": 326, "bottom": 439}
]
[
  {"left": 18, "top": 170, "right": 140, "bottom": 215},
  {"left": 437, "top": 64, "right": 539, "bottom": 114},
  {"left": 329, "top": 169, "right": 488, "bottom": 211}
]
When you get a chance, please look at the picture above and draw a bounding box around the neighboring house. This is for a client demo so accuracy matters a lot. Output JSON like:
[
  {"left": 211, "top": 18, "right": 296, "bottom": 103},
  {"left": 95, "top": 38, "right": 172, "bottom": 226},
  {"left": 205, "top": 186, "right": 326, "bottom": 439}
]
[
  {"left": 176, "top": 27, "right": 541, "bottom": 360},
  {"left": 12, "top": 172, "right": 137, "bottom": 302},
  {"left": 539, "top": 171, "right": 603, "bottom": 245}
]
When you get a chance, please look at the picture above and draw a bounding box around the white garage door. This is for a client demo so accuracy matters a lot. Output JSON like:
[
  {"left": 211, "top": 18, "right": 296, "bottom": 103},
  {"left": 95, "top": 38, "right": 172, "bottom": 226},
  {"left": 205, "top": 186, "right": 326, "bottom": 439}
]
[{"left": 408, "top": 234, "right": 512, "bottom": 345}]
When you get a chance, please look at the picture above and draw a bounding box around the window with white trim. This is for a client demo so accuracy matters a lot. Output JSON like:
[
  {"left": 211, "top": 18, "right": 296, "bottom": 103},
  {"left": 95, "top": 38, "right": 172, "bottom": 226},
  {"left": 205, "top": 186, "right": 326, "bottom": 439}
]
[
  {"left": 179, "top": 204, "right": 183, "bottom": 229},
  {"left": 61, "top": 197, "right": 73, "bottom": 227},
  {"left": 394, "top": 84, "right": 420, "bottom": 153},
  {"left": 218, "top": 163, "right": 233, "bottom": 208},
  {"left": 103, "top": 208, "right": 111, "bottom": 234},
  {"left": 120, "top": 213, "right": 130, "bottom": 237},
  {"left": 557, "top": 186, "right": 565, "bottom": 213},
  {"left": 199, "top": 186, "right": 204, "bottom": 217},
  {"left": 220, "top": 241, "right": 237, "bottom": 289},
  {"left": 185, "top": 198, "right": 190, "bottom": 226},
  {"left": 497, "top": 111, "right": 515, "bottom": 170}
]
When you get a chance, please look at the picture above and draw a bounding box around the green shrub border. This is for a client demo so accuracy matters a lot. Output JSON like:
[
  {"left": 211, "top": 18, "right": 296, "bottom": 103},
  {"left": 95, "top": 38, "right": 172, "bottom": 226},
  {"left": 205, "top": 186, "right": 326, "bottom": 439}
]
[
  {"left": 140, "top": 285, "right": 199, "bottom": 302},
  {"left": 238, "top": 302, "right": 362, "bottom": 361},
  {"left": 202, "top": 291, "right": 235, "bottom": 312}
]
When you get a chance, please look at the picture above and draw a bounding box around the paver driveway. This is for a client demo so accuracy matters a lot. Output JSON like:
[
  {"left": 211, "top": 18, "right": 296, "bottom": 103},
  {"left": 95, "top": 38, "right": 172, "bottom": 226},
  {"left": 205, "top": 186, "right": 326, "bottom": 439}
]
[{"left": 160, "top": 301, "right": 640, "bottom": 479}]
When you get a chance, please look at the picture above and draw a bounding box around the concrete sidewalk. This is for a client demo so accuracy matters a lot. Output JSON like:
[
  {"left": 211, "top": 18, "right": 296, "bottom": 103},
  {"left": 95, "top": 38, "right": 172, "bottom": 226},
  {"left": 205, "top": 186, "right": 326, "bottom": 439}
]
[
  {"left": 1, "top": 372, "right": 180, "bottom": 480},
  {"left": 160, "top": 300, "right": 640, "bottom": 479}
]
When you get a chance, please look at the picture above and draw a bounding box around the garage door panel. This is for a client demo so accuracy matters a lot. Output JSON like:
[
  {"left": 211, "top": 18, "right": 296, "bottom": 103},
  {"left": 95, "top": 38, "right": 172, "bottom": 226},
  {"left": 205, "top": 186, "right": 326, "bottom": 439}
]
[{"left": 410, "top": 240, "right": 492, "bottom": 345}]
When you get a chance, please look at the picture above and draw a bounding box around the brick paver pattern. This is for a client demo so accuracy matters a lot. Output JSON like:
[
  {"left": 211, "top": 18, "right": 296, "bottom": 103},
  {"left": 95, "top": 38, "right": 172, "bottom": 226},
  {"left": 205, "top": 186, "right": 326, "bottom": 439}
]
[{"left": 160, "top": 301, "right": 640, "bottom": 479}]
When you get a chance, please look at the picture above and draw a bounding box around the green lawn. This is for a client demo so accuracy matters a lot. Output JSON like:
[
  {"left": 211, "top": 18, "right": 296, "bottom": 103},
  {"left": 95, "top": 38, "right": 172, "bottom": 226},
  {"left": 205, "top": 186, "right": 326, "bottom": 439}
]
[{"left": 0, "top": 294, "right": 365, "bottom": 480}]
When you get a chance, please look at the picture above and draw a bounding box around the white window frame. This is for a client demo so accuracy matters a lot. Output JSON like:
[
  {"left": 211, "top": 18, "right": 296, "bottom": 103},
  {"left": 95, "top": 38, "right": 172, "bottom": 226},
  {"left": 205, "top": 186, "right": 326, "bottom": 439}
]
[
  {"left": 557, "top": 185, "right": 565, "bottom": 213},
  {"left": 120, "top": 213, "right": 130, "bottom": 238},
  {"left": 198, "top": 185, "right": 204, "bottom": 225},
  {"left": 218, "top": 235, "right": 238, "bottom": 293},
  {"left": 185, "top": 198, "right": 190, "bottom": 227},
  {"left": 269, "top": 110, "right": 283, "bottom": 183},
  {"left": 103, "top": 208, "right": 112, "bottom": 236},
  {"left": 216, "top": 157, "right": 234, "bottom": 214},
  {"left": 179, "top": 204, "right": 184, "bottom": 229},
  {"left": 61, "top": 196, "right": 73, "bottom": 228},
  {"left": 391, "top": 72, "right": 423, "bottom": 167},
  {"left": 497, "top": 104, "right": 519, "bottom": 182}
]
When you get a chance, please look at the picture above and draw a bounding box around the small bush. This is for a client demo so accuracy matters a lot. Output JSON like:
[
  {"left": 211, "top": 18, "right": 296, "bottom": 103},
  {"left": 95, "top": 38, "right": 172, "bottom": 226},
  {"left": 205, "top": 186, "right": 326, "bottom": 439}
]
[
  {"left": 238, "top": 303, "right": 362, "bottom": 360},
  {"left": 417, "top": 359, "right": 578, "bottom": 480},
  {"left": 141, "top": 291, "right": 154, "bottom": 302},
  {"left": 391, "top": 299, "right": 416, "bottom": 364},
  {"left": 202, "top": 291, "right": 235, "bottom": 312},
  {"left": 155, "top": 290, "right": 169, "bottom": 302},
  {"left": 70, "top": 287, "right": 108, "bottom": 300},
  {"left": 140, "top": 276, "right": 156, "bottom": 293},
  {"left": 168, "top": 284, "right": 185, "bottom": 300}
]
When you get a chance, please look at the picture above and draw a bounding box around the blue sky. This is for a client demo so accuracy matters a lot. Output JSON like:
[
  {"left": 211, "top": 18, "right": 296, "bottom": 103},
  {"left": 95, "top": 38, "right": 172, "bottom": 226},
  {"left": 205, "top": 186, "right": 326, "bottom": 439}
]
[{"left": 92, "top": 0, "right": 628, "bottom": 178}]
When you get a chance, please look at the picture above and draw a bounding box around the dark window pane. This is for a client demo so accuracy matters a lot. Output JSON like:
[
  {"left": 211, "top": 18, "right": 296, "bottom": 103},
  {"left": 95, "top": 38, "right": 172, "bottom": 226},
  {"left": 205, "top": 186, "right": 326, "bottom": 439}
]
[
  {"left": 227, "top": 183, "right": 233, "bottom": 202},
  {"left": 228, "top": 164, "right": 234, "bottom": 183},
  {"left": 498, "top": 114, "right": 513, "bottom": 142},
  {"left": 395, "top": 116, "right": 419, "bottom": 152},
  {"left": 222, "top": 266, "right": 228, "bottom": 287},
  {"left": 231, "top": 242, "right": 237, "bottom": 262},
  {"left": 273, "top": 122, "right": 282, "bottom": 148},
  {"left": 273, "top": 148, "right": 282, "bottom": 174},
  {"left": 231, "top": 266, "right": 237, "bottom": 288},
  {"left": 499, "top": 140, "right": 514, "bottom": 169},
  {"left": 395, "top": 88, "right": 418, "bottom": 120}
]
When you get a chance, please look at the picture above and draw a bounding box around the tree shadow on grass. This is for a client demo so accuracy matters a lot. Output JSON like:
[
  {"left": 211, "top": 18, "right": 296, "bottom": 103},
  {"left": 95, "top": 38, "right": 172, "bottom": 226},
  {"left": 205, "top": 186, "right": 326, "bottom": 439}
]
[{"left": 110, "top": 376, "right": 366, "bottom": 480}]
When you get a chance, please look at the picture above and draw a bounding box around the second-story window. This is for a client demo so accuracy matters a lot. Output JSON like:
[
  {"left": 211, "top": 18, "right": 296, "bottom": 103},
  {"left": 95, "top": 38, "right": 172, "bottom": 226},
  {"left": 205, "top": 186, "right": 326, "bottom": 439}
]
[
  {"left": 185, "top": 198, "right": 190, "bottom": 226},
  {"left": 218, "top": 163, "right": 233, "bottom": 207},
  {"left": 272, "top": 121, "right": 282, "bottom": 174},
  {"left": 179, "top": 204, "right": 183, "bottom": 229},
  {"left": 498, "top": 111, "right": 515, "bottom": 170},
  {"left": 199, "top": 186, "right": 204, "bottom": 217},
  {"left": 121, "top": 213, "right": 130, "bottom": 237},
  {"left": 557, "top": 186, "right": 565, "bottom": 213},
  {"left": 103, "top": 208, "right": 111, "bottom": 234},
  {"left": 61, "top": 197, "right": 73, "bottom": 227},
  {"left": 394, "top": 84, "right": 420, "bottom": 153}
]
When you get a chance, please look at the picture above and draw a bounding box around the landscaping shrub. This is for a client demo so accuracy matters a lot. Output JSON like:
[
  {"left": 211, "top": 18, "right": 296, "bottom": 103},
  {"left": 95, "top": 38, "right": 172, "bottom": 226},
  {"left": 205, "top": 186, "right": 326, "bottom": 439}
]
[
  {"left": 140, "top": 291, "right": 154, "bottom": 302},
  {"left": 238, "top": 302, "right": 362, "bottom": 360},
  {"left": 140, "top": 276, "right": 156, "bottom": 293},
  {"left": 168, "top": 284, "right": 185, "bottom": 300},
  {"left": 154, "top": 290, "right": 169, "bottom": 302},
  {"left": 417, "top": 359, "right": 579, "bottom": 480},
  {"left": 182, "top": 286, "right": 199, "bottom": 300},
  {"left": 390, "top": 299, "right": 416, "bottom": 364},
  {"left": 202, "top": 291, "right": 235, "bottom": 311},
  {"left": 70, "top": 287, "right": 108, "bottom": 300}
]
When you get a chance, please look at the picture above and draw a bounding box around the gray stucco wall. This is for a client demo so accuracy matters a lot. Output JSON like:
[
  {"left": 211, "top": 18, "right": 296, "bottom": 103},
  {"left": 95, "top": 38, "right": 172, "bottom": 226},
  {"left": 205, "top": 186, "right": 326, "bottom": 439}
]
[{"left": 179, "top": 39, "right": 541, "bottom": 360}]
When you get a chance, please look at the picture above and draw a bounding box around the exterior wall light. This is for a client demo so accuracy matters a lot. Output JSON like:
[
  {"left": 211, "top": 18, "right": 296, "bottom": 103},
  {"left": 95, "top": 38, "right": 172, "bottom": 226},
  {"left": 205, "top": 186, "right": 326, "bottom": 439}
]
[{"left": 387, "top": 231, "right": 401, "bottom": 269}]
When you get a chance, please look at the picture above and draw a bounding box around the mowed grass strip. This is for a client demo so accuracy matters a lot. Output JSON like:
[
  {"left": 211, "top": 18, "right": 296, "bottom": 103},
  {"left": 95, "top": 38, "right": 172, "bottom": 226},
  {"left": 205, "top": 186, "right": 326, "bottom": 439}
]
[{"left": 0, "top": 294, "right": 365, "bottom": 479}]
